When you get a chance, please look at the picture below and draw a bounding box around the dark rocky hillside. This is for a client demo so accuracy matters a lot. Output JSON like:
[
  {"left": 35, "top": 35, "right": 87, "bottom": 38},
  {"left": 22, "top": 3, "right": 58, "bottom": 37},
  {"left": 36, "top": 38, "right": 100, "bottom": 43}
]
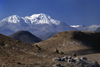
[{"left": 9, "top": 31, "right": 42, "bottom": 44}]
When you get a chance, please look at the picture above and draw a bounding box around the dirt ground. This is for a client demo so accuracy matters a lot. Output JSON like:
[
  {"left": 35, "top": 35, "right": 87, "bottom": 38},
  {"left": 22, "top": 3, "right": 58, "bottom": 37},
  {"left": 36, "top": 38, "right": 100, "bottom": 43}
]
[{"left": 78, "top": 53, "right": 100, "bottom": 64}]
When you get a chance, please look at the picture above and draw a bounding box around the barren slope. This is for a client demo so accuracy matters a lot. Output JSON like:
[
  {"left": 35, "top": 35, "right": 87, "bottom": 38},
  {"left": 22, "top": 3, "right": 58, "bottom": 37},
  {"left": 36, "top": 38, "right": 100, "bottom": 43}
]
[
  {"left": 0, "top": 33, "right": 52, "bottom": 66},
  {"left": 34, "top": 31, "right": 100, "bottom": 55}
]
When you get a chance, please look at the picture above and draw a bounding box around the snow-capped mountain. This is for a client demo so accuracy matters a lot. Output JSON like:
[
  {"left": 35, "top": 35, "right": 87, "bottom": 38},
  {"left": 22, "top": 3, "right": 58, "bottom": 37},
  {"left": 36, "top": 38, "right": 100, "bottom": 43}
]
[
  {"left": 70, "top": 25, "right": 86, "bottom": 31},
  {"left": 70, "top": 25, "right": 100, "bottom": 31},
  {"left": 1, "top": 13, "right": 60, "bottom": 25},
  {"left": 1, "top": 15, "right": 24, "bottom": 23},
  {"left": 24, "top": 13, "right": 60, "bottom": 25},
  {"left": 83, "top": 25, "right": 100, "bottom": 31},
  {"left": 70, "top": 25, "right": 85, "bottom": 28},
  {"left": 0, "top": 13, "right": 77, "bottom": 36}
]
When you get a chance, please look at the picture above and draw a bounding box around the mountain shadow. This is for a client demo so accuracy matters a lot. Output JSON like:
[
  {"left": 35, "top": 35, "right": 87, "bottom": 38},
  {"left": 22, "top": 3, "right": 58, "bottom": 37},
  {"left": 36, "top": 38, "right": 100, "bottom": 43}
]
[{"left": 94, "top": 27, "right": 100, "bottom": 32}]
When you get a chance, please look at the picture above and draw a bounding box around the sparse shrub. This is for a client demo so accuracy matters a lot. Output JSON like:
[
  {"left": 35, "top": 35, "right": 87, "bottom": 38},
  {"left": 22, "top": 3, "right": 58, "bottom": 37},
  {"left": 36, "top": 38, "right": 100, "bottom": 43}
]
[
  {"left": 94, "top": 61, "right": 99, "bottom": 64},
  {"left": 0, "top": 65, "right": 2, "bottom": 67},
  {"left": 72, "top": 53, "right": 76, "bottom": 57},
  {"left": 41, "top": 65, "right": 45, "bottom": 67},
  {"left": 34, "top": 63, "right": 40, "bottom": 65},
  {"left": 17, "top": 62, "right": 22, "bottom": 65},
  {"left": 34, "top": 45, "right": 38, "bottom": 47},
  {"left": 60, "top": 51, "right": 64, "bottom": 54},
  {"left": 34, "top": 45, "right": 41, "bottom": 50},
  {"left": 55, "top": 48, "right": 59, "bottom": 53},
  {"left": 37, "top": 47, "right": 41, "bottom": 50},
  {"left": 70, "top": 64, "right": 74, "bottom": 67},
  {"left": 16, "top": 40, "right": 20, "bottom": 42}
]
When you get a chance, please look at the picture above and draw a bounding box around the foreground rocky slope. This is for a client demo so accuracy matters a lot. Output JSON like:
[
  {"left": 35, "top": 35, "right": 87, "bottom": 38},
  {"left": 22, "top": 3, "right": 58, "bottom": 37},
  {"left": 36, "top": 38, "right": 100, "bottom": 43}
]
[
  {"left": 0, "top": 31, "right": 100, "bottom": 67},
  {"left": 0, "top": 33, "right": 53, "bottom": 66}
]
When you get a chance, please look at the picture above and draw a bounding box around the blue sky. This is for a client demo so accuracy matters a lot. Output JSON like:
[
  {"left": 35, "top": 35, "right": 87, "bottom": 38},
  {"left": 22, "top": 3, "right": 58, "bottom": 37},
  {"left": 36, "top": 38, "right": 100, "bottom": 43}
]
[{"left": 0, "top": 0, "right": 100, "bottom": 26}]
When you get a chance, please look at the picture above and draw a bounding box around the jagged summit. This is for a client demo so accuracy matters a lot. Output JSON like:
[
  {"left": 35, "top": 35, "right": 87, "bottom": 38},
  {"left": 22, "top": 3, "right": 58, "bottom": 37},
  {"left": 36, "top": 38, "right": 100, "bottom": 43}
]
[
  {"left": 25, "top": 13, "right": 60, "bottom": 25},
  {"left": 0, "top": 13, "right": 77, "bottom": 36},
  {"left": 30, "top": 13, "right": 51, "bottom": 19},
  {"left": 1, "top": 15, "right": 23, "bottom": 23},
  {"left": 1, "top": 13, "right": 60, "bottom": 25}
]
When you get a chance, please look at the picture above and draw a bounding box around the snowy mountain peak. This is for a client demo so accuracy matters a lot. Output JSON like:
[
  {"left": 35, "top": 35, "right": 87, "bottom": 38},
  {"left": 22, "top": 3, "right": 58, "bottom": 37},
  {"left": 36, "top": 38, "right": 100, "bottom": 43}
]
[
  {"left": 1, "top": 13, "right": 61, "bottom": 25},
  {"left": 31, "top": 13, "right": 50, "bottom": 18},
  {"left": 25, "top": 13, "right": 60, "bottom": 25},
  {"left": 1, "top": 15, "right": 22, "bottom": 23}
]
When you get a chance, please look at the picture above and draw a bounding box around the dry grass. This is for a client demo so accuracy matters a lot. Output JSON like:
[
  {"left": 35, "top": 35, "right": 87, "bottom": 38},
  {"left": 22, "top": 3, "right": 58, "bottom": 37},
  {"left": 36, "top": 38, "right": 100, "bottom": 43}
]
[{"left": 78, "top": 53, "right": 100, "bottom": 64}]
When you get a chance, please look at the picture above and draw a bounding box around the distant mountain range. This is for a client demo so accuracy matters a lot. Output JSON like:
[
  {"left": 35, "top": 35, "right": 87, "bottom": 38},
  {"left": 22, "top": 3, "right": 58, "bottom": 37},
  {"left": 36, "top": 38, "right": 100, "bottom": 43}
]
[
  {"left": 39, "top": 32, "right": 58, "bottom": 40},
  {"left": 0, "top": 13, "right": 77, "bottom": 36},
  {"left": 70, "top": 25, "right": 100, "bottom": 31},
  {"left": 9, "top": 31, "right": 42, "bottom": 44},
  {"left": 39, "top": 25, "right": 100, "bottom": 40},
  {"left": 1, "top": 13, "right": 100, "bottom": 39}
]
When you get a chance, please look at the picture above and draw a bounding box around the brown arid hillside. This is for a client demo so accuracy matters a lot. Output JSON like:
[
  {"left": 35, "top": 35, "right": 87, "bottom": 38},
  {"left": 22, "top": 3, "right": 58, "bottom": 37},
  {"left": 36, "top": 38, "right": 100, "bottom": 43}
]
[
  {"left": 0, "top": 33, "right": 54, "bottom": 67},
  {"left": 34, "top": 31, "right": 100, "bottom": 55},
  {"left": 0, "top": 31, "right": 100, "bottom": 66}
]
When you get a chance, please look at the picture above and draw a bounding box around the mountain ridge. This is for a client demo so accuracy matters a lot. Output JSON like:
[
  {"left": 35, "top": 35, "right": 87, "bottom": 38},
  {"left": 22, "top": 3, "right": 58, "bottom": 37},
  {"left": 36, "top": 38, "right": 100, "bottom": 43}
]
[
  {"left": 0, "top": 13, "right": 77, "bottom": 36},
  {"left": 70, "top": 25, "right": 100, "bottom": 31},
  {"left": 1, "top": 13, "right": 61, "bottom": 25}
]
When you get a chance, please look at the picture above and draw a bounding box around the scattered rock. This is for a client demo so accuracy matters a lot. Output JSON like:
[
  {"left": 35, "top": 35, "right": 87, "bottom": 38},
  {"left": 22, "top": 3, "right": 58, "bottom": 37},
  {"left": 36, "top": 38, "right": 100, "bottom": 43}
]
[
  {"left": 56, "top": 64, "right": 61, "bottom": 66},
  {"left": 68, "top": 56, "right": 73, "bottom": 59},
  {"left": 72, "top": 53, "right": 76, "bottom": 57},
  {"left": 53, "top": 56, "right": 100, "bottom": 67},
  {"left": 52, "top": 57, "right": 61, "bottom": 61},
  {"left": 81, "top": 57, "right": 87, "bottom": 61}
]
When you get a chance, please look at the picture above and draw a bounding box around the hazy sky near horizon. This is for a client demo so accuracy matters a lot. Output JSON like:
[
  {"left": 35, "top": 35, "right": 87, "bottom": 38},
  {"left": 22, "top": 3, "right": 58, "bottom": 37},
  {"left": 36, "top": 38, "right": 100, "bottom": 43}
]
[{"left": 0, "top": 0, "right": 100, "bottom": 26}]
